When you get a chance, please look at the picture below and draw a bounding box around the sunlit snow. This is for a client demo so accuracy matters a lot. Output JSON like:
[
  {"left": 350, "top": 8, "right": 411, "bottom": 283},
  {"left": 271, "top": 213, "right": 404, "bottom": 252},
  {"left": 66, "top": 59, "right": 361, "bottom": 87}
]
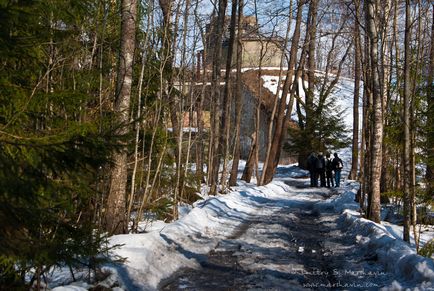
[{"left": 49, "top": 71, "right": 433, "bottom": 291}]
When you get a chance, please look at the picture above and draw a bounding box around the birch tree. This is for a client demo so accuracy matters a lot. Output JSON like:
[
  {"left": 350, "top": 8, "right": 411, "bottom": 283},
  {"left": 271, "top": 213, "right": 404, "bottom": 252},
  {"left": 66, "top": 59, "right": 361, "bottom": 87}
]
[{"left": 366, "top": 0, "right": 382, "bottom": 223}]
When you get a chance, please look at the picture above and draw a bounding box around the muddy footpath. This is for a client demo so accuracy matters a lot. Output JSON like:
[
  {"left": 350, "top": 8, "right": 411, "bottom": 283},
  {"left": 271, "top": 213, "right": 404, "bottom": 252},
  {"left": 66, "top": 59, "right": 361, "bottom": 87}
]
[{"left": 159, "top": 181, "right": 396, "bottom": 290}]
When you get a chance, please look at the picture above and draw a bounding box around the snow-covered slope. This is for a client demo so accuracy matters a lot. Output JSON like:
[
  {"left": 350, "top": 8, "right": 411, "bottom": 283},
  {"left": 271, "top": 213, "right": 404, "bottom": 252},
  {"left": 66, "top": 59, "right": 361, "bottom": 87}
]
[
  {"left": 260, "top": 69, "right": 361, "bottom": 131},
  {"left": 315, "top": 185, "right": 434, "bottom": 290}
]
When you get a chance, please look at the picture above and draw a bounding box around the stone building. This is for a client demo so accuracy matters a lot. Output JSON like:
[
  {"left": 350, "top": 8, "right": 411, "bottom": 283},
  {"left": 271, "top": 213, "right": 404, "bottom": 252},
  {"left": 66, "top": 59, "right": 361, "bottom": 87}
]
[
  {"left": 176, "top": 68, "right": 297, "bottom": 164},
  {"left": 238, "top": 70, "right": 297, "bottom": 164},
  {"left": 177, "top": 16, "right": 296, "bottom": 164},
  {"left": 200, "top": 15, "right": 284, "bottom": 69}
]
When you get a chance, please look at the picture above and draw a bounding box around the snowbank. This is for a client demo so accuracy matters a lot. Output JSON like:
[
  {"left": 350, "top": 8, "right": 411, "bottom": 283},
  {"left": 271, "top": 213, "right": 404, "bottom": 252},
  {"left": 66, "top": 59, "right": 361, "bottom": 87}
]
[
  {"left": 49, "top": 163, "right": 433, "bottom": 290},
  {"left": 314, "top": 180, "right": 360, "bottom": 213},
  {"left": 315, "top": 182, "right": 434, "bottom": 289},
  {"left": 106, "top": 180, "right": 294, "bottom": 290}
]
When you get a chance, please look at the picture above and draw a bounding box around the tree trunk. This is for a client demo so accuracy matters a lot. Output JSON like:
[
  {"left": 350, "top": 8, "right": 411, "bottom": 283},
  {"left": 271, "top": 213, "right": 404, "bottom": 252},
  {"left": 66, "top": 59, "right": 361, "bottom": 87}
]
[
  {"left": 241, "top": 133, "right": 256, "bottom": 183},
  {"left": 305, "top": 0, "right": 318, "bottom": 136},
  {"left": 402, "top": 0, "right": 412, "bottom": 242},
  {"left": 426, "top": 4, "right": 434, "bottom": 202},
  {"left": 128, "top": 49, "right": 147, "bottom": 228},
  {"left": 159, "top": 0, "right": 176, "bottom": 137},
  {"left": 219, "top": 0, "right": 238, "bottom": 191},
  {"left": 160, "top": 0, "right": 185, "bottom": 219},
  {"left": 362, "top": 18, "right": 373, "bottom": 217},
  {"left": 196, "top": 51, "right": 206, "bottom": 185},
  {"left": 258, "top": 0, "right": 293, "bottom": 185},
  {"left": 209, "top": 0, "right": 228, "bottom": 195},
  {"left": 349, "top": 0, "right": 361, "bottom": 181},
  {"left": 177, "top": 0, "right": 194, "bottom": 209},
  {"left": 366, "top": 0, "right": 382, "bottom": 223},
  {"left": 410, "top": 0, "right": 425, "bottom": 250},
  {"left": 105, "top": 0, "right": 137, "bottom": 234},
  {"left": 379, "top": 0, "right": 392, "bottom": 198},
  {"left": 194, "top": 7, "right": 207, "bottom": 186},
  {"left": 229, "top": 0, "right": 244, "bottom": 186},
  {"left": 261, "top": 0, "right": 304, "bottom": 185}
]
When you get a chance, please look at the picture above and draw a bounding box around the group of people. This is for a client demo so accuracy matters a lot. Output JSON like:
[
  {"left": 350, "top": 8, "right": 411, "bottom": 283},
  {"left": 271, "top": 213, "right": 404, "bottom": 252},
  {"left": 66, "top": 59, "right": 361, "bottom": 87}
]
[{"left": 307, "top": 152, "right": 343, "bottom": 188}]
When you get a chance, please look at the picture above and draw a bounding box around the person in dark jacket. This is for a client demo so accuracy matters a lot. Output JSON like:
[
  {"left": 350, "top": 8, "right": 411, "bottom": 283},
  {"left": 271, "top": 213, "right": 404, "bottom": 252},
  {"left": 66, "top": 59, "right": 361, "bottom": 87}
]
[
  {"left": 331, "top": 152, "right": 343, "bottom": 187},
  {"left": 325, "top": 153, "right": 334, "bottom": 188},
  {"left": 317, "top": 152, "right": 326, "bottom": 187},
  {"left": 307, "top": 152, "right": 319, "bottom": 187}
]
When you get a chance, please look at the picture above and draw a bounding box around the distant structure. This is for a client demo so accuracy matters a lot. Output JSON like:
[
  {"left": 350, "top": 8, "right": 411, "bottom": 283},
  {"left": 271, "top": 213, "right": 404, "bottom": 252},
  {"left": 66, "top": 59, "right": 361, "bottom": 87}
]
[
  {"left": 199, "top": 15, "right": 284, "bottom": 70},
  {"left": 181, "top": 16, "right": 296, "bottom": 164}
]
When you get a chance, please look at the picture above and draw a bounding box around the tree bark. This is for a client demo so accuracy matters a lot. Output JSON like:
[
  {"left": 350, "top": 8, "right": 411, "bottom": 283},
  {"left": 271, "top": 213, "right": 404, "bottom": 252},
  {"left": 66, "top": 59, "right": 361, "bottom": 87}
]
[
  {"left": 241, "top": 133, "right": 256, "bottom": 183},
  {"left": 349, "top": 0, "right": 361, "bottom": 181},
  {"left": 177, "top": 0, "right": 193, "bottom": 209},
  {"left": 219, "top": 0, "right": 238, "bottom": 191},
  {"left": 426, "top": 4, "right": 434, "bottom": 202},
  {"left": 159, "top": 0, "right": 177, "bottom": 138},
  {"left": 402, "top": 0, "right": 412, "bottom": 242},
  {"left": 379, "top": 0, "right": 392, "bottom": 198},
  {"left": 105, "top": 0, "right": 137, "bottom": 234},
  {"left": 159, "top": 0, "right": 184, "bottom": 219},
  {"left": 196, "top": 52, "right": 206, "bottom": 184},
  {"left": 362, "top": 14, "right": 373, "bottom": 217},
  {"left": 209, "top": 0, "right": 228, "bottom": 195},
  {"left": 305, "top": 0, "right": 318, "bottom": 134},
  {"left": 194, "top": 5, "right": 207, "bottom": 186},
  {"left": 411, "top": 0, "right": 425, "bottom": 250},
  {"left": 261, "top": 0, "right": 304, "bottom": 185},
  {"left": 229, "top": 0, "right": 244, "bottom": 187},
  {"left": 366, "top": 0, "right": 382, "bottom": 223}
]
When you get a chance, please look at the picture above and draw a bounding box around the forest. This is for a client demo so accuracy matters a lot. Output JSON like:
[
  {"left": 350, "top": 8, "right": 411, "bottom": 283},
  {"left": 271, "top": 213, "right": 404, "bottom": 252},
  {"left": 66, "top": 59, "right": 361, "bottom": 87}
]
[{"left": 0, "top": 0, "right": 433, "bottom": 288}]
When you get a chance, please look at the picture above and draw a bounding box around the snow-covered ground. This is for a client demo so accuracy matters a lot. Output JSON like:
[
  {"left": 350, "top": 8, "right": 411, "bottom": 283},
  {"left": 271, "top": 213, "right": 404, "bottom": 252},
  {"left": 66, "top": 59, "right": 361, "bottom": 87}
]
[
  {"left": 260, "top": 69, "right": 362, "bottom": 132},
  {"left": 382, "top": 222, "right": 434, "bottom": 251},
  {"left": 50, "top": 160, "right": 434, "bottom": 290},
  {"left": 49, "top": 71, "right": 433, "bottom": 290}
]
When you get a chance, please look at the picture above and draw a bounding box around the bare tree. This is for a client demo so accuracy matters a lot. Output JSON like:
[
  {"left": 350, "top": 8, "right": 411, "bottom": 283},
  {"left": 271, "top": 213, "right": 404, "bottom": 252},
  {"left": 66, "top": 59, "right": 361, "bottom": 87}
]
[
  {"left": 194, "top": 4, "right": 207, "bottom": 186},
  {"left": 426, "top": 4, "right": 434, "bottom": 211},
  {"left": 219, "top": 0, "right": 238, "bottom": 191},
  {"left": 242, "top": 0, "right": 289, "bottom": 184},
  {"left": 261, "top": 0, "right": 305, "bottom": 185},
  {"left": 379, "top": 0, "right": 392, "bottom": 197},
  {"left": 402, "top": 0, "right": 412, "bottom": 242},
  {"left": 105, "top": 0, "right": 137, "bottom": 234},
  {"left": 229, "top": 0, "right": 244, "bottom": 186},
  {"left": 349, "top": 0, "right": 361, "bottom": 181},
  {"left": 305, "top": 0, "right": 318, "bottom": 140},
  {"left": 209, "top": 0, "right": 228, "bottom": 195},
  {"left": 366, "top": 0, "right": 382, "bottom": 223},
  {"left": 361, "top": 0, "right": 373, "bottom": 217}
]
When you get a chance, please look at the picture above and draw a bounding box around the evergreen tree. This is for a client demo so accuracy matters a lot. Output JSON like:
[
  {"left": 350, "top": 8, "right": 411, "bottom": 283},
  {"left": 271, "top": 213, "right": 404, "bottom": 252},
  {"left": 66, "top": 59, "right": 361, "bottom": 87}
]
[
  {"left": 285, "top": 96, "right": 351, "bottom": 159},
  {"left": 0, "top": 0, "right": 120, "bottom": 287}
]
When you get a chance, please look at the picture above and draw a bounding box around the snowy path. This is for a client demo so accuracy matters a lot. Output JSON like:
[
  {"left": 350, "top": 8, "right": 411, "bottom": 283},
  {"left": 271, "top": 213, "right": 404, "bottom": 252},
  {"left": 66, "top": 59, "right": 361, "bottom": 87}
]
[
  {"left": 159, "top": 180, "right": 395, "bottom": 290},
  {"left": 51, "top": 168, "right": 434, "bottom": 290}
]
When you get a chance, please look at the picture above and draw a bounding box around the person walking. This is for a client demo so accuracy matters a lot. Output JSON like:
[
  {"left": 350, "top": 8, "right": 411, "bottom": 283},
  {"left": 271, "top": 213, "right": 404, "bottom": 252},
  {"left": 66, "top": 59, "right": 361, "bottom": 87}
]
[
  {"left": 325, "top": 153, "right": 334, "bottom": 188},
  {"left": 307, "top": 152, "right": 319, "bottom": 187},
  {"left": 317, "top": 152, "right": 326, "bottom": 187},
  {"left": 331, "top": 152, "right": 343, "bottom": 187}
]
